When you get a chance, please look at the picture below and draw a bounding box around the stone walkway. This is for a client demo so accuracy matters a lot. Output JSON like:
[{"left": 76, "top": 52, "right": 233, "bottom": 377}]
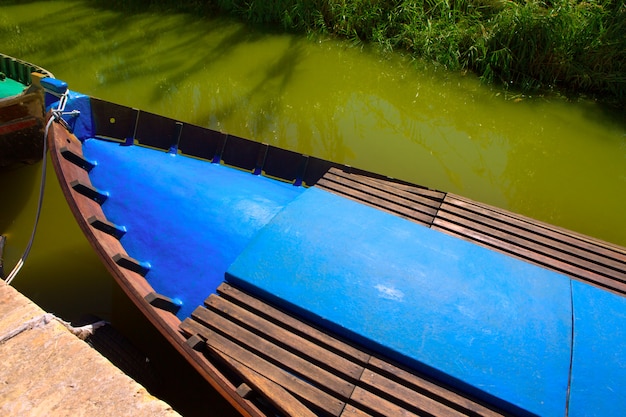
[{"left": 0, "top": 282, "right": 181, "bottom": 417}]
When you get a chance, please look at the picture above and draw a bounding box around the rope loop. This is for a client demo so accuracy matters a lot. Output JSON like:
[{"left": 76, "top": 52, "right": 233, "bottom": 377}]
[{"left": 4, "top": 89, "right": 80, "bottom": 285}]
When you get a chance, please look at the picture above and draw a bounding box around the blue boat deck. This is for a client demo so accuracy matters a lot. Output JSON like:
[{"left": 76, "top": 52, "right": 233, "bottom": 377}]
[
  {"left": 180, "top": 168, "right": 626, "bottom": 417},
  {"left": 224, "top": 186, "right": 572, "bottom": 416}
]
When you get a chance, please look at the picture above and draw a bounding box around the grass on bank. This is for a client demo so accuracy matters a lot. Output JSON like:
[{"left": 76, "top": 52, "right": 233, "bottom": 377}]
[{"left": 106, "top": 0, "right": 626, "bottom": 106}]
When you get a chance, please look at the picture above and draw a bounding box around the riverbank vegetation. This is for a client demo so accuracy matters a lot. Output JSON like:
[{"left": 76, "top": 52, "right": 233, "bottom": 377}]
[{"left": 110, "top": 0, "right": 625, "bottom": 106}]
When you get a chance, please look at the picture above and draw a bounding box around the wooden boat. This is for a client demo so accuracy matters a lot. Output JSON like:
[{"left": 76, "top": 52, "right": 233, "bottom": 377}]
[
  {"left": 0, "top": 53, "right": 54, "bottom": 166},
  {"left": 44, "top": 77, "right": 626, "bottom": 417}
]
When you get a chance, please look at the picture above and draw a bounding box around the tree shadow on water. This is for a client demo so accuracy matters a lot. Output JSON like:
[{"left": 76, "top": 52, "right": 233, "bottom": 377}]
[
  {"left": 3, "top": 1, "right": 270, "bottom": 99},
  {"left": 86, "top": 0, "right": 217, "bottom": 15},
  {"left": 4, "top": 0, "right": 353, "bottom": 163}
]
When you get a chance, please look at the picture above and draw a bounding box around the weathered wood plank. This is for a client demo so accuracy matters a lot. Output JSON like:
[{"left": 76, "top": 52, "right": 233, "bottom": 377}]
[
  {"left": 318, "top": 173, "right": 439, "bottom": 212},
  {"left": 444, "top": 194, "right": 626, "bottom": 263},
  {"left": 358, "top": 369, "right": 464, "bottom": 417},
  {"left": 317, "top": 178, "right": 436, "bottom": 225},
  {"left": 210, "top": 348, "right": 319, "bottom": 417},
  {"left": 216, "top": 283, "right": 371, "bottom": 365},
  {"left": 205, "top": 294, "right": 365, "bottom": 381},
  {"left": 348, "top": 386, "right": 421, "bottom": 417},
  {"left": 192, "top": 303, "right": 358, "bottom": 399},
  {"left": 179, "top": 317, "right": 209, "bottom": 339},
  {"left": 340, "top": 405, "right": 373, "bottom": 417},
  {"left": 199, "top": 322, "right": 347, "bottom": 416},
  {"left": 436, "top": 205, "right": 626, "bottom": 281},
  {"left": 367, "top": 356, "right": 505, "bottom": 417},
  {"left": 326, "top": 167, "right": 445, "bottom": 198},
  {"left": 324, "top": 168, "right": 445, "bottom": 207},
  {"left": 432, "top": 222, "right": 626, "bottom": 295}
]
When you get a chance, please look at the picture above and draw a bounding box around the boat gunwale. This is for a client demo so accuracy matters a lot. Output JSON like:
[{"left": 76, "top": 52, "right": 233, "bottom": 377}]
[
  {"left": 0, "top": 52, "right": 54, "bottom": 89},
  {"left": 47, "top": 118, "right": 267, "bottom": 417}
]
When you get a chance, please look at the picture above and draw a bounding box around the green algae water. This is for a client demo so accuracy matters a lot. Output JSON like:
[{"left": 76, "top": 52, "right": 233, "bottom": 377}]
[
  {"left": 0, "top": 1, "right": 625, "bottom": 412},
  {"left": 2, "top": 0, "right": 625, "bottom": 301},
  {"left": 4, "top": 1, "right": 624, "bottom": 246}
]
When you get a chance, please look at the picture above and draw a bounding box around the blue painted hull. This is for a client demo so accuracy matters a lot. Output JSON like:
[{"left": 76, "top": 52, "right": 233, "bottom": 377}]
[
  {"left": 82, "top": 137, "right": 304, "bottom": 320},
  {"left": 47, "top": 88, "right": 626, "bottom": 417}
]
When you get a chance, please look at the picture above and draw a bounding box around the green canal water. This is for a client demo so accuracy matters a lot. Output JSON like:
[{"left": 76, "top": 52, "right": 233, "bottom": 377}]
[{"left": 1, "top": 1, "right": 625, "bottom": 414}]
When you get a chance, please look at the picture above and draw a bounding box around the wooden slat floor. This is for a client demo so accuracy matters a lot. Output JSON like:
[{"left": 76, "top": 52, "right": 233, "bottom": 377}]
[
  {"left": 319, "top": 167, "right": 626, "bottom": 296},
  {"left": 181, "top": 283, "right": 508, "bottom": 417},
  {"left": 316, "top": 168, "right": 446, "bottom": 227}
]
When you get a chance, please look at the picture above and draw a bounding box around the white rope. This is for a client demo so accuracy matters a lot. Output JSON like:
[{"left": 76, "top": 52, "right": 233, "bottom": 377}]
[
  {"left": 4, "top": 116, "right": 53, "bottom": 285},
  {"left": 0, "top": 313, "right": 106, "bottom": 344},
  {"left": 4, "top": 93, "right": 79, "bottom": 286},
  {"left": 0, "top": 313, "right": 54, "bottom": 344},
  {"left": 55, "top": 316, "right": 107, "bottom": 340}
]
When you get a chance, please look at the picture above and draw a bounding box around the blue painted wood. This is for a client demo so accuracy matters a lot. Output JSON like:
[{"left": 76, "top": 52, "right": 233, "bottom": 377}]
[
  {"left": 83, "top": 137, "right": 304, "bottom": 320},
  {"left": 40, "top": 77, "right": 67, "bottom": 95},
  {"left": 226, "top": 187, "right": 572, "bottom": 416},
  {"left": 569, "top": 281, "right": 626, "bottom": 417},
  {"left": 54, "top": 92, "right": 93, "bottom": 138}
]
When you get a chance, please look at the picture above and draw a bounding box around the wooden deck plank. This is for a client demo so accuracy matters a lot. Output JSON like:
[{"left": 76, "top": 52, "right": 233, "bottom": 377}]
[
  {"left": 205, "top": 293, "right": 365, "bottom": 381},
  {"left": 317, "top": 178, "right": 437, "bottom": 226},
  {"left": 436, "top": 205, "right": 626, "bottom": 281},
  {"left": 198, "top": 322, "right": 347, "bottom": 416},
  {"left": 318, "top": 173, "right": 441, "bottom": 212},
  {"left": 357, "top": 369, "right": 465, "bottom": 417},
  {"left": 324, "top": 168, "right": 445, "bottom": 208},
  {"left": 444, "top": 194, "right": 626, "bottom": 263},
  {"left": 367, "top": 357, "right": 505, "bottom": 417},
  {"left": 327, "top": 167, "right": 446, "bottom": 200},
  {"left": 316, "top": 168, "right": 445, "bottom": 227},
  {"left": 192, "top": 303, "right": 358, "bottom": 400},
  {"left": 348, "top": 386, "right": 421, "bottom": 417},
  {"left": 340, "top": 404, "right": 373, "bottom": 417},
  {"left": 216, "top": 283, "right": 371, "bottom": 365},
  {"left": 209, "top": 348, "right": 319, "bottom": 417}
]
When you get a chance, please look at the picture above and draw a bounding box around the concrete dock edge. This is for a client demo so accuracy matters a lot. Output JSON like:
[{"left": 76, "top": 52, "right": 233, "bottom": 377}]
[{"left": 0, "top": 282, "right": 181, "bottom": 417}]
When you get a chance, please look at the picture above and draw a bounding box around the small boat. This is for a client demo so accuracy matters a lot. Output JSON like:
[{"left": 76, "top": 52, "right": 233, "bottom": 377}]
[
  {"left": 0, "top": 53, "right": 54, "bottom": 166},
  {"left": 44, "top": 77, "right": 626, "bottom": 417}
]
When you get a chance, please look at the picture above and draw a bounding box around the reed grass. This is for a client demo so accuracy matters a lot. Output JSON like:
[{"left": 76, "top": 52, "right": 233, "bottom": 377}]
[
  {"left": 211, "top": 0, "right": 625, "bottom": 106},
  {"left": 101, "top": 0, "right": 626, "bottom": 106}
]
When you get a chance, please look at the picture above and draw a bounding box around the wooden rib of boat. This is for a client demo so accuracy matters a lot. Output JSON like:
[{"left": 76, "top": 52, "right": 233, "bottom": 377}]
[
  {"left": 0, "top": 53, "right": 54, "bottom": 166},
  {"left": 44, "top": 77, "right": 626, "bottom": 417}
]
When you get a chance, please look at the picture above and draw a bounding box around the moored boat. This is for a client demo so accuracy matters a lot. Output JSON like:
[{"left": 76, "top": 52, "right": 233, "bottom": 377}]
[
  {"left": 43, "top": 77, "right": 626, "bottom": 417},
  {"left": 0, "top": 53, "right": 54, "bottom": 166}
]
